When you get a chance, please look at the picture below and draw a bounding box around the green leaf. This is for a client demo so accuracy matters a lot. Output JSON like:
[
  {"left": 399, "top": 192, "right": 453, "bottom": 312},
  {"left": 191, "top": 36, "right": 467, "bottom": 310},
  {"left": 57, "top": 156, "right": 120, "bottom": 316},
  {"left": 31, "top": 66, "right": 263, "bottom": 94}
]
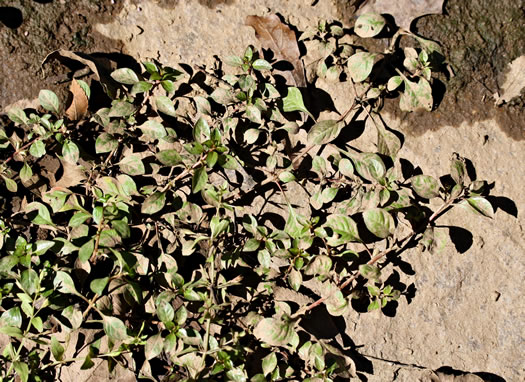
[
  {"left": 0, "top": 307, "right": 22, "bottom": 328},
  {"left": 279, "top": 171, "right": 296, "bottom": 183},
  {"left": 399, "top": 76, "right": 433, "bottom": 112},
  {"left": 252, "top": 59, "right": 272, "bottom": 71},
  {"left": 285, "top": 205, "right": 307, "bottom": 239},
  {"left": 305, "top": 255, "right": 332, "bottom": 277},
  {"left": 245, "top": 105, "right": 262, "bottom": 124},
  {"left": 131, "top": 81, "right": 153, "bottom": 95},
  {"left": 139, "top": 120, "right": 167, "bottom": 140},
  {"left": 194, "top": 117, "right": 210, "bottom": 143},
  {"left": 39, "top": 89, "right": 60, "bottom": 113},
  {"left": 51, "top": 336, "right": 65, "bottom": 361},
  {"left": 192, "top": 167, "right": 208, "bottom": 193},
  {"left": 387, "top": 75, "right": 403, "bottom": 91},
  {"left": 283, "top": 87, "right": 310, "bottom": 115},
  {"left": 338, "top": 158, "right": 354, "bottom": 177},
  {"left": 8, "top": 108, "right": 29, "bottom": 124},
  {"left": 156, "top": 149, "right": 183, "bottom": 166},
  {"left": 450, "top": 154, "right": 467, "bottom": 185},
  {"left": 376, "top": 125, "right": 401, "bottom": 159},
  {"left": 262, "top": 352, "right": 278, "bottom": 376},
  {"left": 111, "top": 68, "right": 139, "bottom": 85},
  {"left": 108, "top": 100, "right": 135, "bottom": 117},
  {"left": 69, "top": 212, "right": 91, "bottom": 227},
  {"left": 194, "top": 96, "right": 211, "bottom": 116},
  {"left": 26, "top": 202, "right": 54, "bottom": 226},
  {"left": 354, "top": 13, "right": 386, "bottom": 38},
  {"left": 307, "top": 120, "right": 343, "bottom": 145},
  {"left": 410, "top": 175, "right": 440, "bottom": 199},
  {"left": 210, "top": 87, "right": 235, "bottom": 105},
  {"left": 62, "top": 140, "right": 80, "bottom": 163},
  {"left": 347, "top": 52, "right": 377, "bottom": 82},
  {"left": 464, "top": 197, "right": 494, "bottom": 218},
  {"left": 225, "top": 55, "right": 243, "bottom": 67},
  {"left": 21, "top": 269, "right": 38, "bottom": 295},
  {"left": 20, "top": 162, "right": 33, "bottom": 182},
  {"left": 325, "top": 287, "right": 348, "bottom": 316},
  {"left": 145, "top": 333, "right": 164, "bottom": 360},
  {"left": 95, "top": 133, "right": 118, "bottom": 154},
  {"left": 157, "top": 300, "right": 174, "bottom": 323},
  {"left": 2, "top": 175, "right": 17, "bottom": 193},
  {"left": 175, "top": 306, "right": 188, "bottom": 325},
  {"left": 53, "top": 271, "right": 80, "bottom": 295},
  {"left": 0, "top": 326, "right": 23, "bottom": 338},
  {"left": 29, "top": 140, "right": 46, "bottom": 158},
  {"left": 325, "top": 214, "right": 360, "bottom": 246},
  {"left": 359, "top": 264, "right": 381, "bottom": 280},
  {"left": 161, "top": 80, "right": 175, "bottom": 93},
  {"left": 142, "top": 192, "right": 166, "bottom": 215},
  {"left": 77, "top": 79, "right": 90, "bottom": 99},
  {"left": 79, "top": 239, "right": 94, "bottom": 262},
  {"left": 119, "top": 154, "right": 145, "bottom": 175},
  {"left": 363, "top": 208, "right": 395, "bottom": 239},
  {"left": 103, "top": 315, "right": 129, "bottom": 342},
  {"left": 210, "top": 216, "right": 229, "bottom": 239},
  {"left": 155, "top": 96, "right": 177, "bottom": 117},
  {"left": 244, "top": 128, "right": 260, "bottom": 144},
  {"left": 288, "top": 268, "right": 302, "bottom": 291},
  {"left": 143, "top": 60, "right": 158, "bottom": 74},
  {"left": 253, "top": 317, "right": 295, "bottom": 346},
  {"left": 13, "top": 361, "right": 29, "bottom": 382},
  {"left": 90, "top": 277, "right": 109, "bottom": 295}
]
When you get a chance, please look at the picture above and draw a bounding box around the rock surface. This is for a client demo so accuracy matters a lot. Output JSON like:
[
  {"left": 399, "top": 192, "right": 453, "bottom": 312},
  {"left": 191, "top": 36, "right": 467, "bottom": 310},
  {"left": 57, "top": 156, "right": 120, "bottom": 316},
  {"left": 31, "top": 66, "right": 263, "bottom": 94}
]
[{"left": 1, "top": 0, "right": 523, "bottom": 380}]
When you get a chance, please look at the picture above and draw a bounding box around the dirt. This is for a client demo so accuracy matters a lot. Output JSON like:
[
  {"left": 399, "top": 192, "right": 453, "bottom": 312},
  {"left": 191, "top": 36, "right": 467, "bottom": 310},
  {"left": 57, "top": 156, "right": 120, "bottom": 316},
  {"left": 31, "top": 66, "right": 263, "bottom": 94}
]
[
  {"left": 374, "top": 0, "right": 525, "bottom": 140},
  {"left": 1, "top": 0, "right": 524, "bottom": 381}
]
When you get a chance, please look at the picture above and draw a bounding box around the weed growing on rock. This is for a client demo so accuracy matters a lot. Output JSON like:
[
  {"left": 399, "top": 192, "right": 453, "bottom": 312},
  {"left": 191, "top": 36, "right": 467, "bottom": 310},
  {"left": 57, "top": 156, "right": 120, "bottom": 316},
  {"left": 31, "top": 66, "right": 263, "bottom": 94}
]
[{"left": 0, "top": 13, "right": 494, "bottom": 381}]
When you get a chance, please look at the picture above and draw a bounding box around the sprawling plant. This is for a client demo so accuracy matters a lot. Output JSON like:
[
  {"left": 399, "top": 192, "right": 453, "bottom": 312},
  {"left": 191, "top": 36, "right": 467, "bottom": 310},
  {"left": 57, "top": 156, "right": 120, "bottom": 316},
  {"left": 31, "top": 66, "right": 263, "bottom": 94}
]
[{"left": 0, "top": 14, "right": 494, "bottom": 381}]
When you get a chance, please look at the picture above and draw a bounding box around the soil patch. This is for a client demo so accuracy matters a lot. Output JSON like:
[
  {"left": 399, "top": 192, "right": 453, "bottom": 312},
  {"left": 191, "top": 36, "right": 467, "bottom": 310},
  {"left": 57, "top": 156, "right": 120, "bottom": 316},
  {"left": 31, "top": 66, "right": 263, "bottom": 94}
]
[{"left": 335, "top": 0, "right": 525, "bottom": 140}]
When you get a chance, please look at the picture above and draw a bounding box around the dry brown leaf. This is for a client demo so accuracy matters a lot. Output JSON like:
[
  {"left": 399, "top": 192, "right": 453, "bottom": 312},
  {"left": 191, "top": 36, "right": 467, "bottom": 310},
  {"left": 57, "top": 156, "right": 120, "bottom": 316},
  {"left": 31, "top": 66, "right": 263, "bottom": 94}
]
[
  {"left": 65, "top": 79, "right": 88, "bottom": 120},
  {"left": 494, "top": 55, "right": 525, "bottom": 105},
  {"left": 245, "top": 14, "right": 307, "bottom": 87},
  {"left": 357, "top": 0, "right": 444, "bottom": 31},
  {"left": 42, "top": 49, "right": 118, "bottom": 97}
]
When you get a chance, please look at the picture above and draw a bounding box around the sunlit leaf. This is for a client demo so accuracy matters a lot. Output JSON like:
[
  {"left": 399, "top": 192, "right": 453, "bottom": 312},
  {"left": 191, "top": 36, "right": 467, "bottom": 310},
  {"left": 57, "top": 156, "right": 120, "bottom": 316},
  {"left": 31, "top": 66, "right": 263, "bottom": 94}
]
[
  {"left": 307, "top": 120, "right": 343, "bottom": 145},
  {"left": 142, "top": 192, "right": 166, "bottom": 215},
  {"left": 139, "top": 120, "right": 167, "bottom": 140},
  {"left": 90, "top": 277, "right": 109, "bottom": 295},
  {"left": 411, "top": 174, "right": 440, "bottom": 199},
  {"left": 145, "top": 333, "right": 164, "bottom": 360},
  {"left": 51, "top": 336, "right": 65, "bottom": 362},
  {"left": 354, "top": 13, "right": 386, "bottom": 38},
  {"left": 62, "top": 140, "right": 80, "bottom": 163},
  {"left": 347, "top": 52, "right": 377, "bottom": 82},
  {"left": 103, "top": 315, "right": 130, "bottom": 342},
  {"left": 363, "top": 208, "right": 395, "bottom": 238},
  {"left": 53, "top": 270, "right": 80, "bottom": 295},
  {"left": 262, "top": 352, "right": 277, "bottom": 376},
  {"left": 119, "top": 154, "right": 145, "bottom": 175},
  {"left": 155, "top": 96, "right": 177, "bottom": 117},
  {"left": 39, "top": 89, "right": 60, "bottom": 113},
  {"left": 111, "top": 68, "right": 139, "bottom": 85},
  {"left": 463, "top": 197, "right": 494, "bottom": 218},
  {"left": 253, "top": 317, "right": 295, "bottom": 346}
]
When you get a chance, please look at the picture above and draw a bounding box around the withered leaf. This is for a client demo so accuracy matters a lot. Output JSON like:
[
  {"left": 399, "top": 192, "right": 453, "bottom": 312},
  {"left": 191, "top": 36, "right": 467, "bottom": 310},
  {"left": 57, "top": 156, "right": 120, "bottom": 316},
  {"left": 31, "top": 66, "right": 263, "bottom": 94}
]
[
  {"left": 65, "top": 79, "right": 88, "bottom": 120},
  {"left": 357, "top": 0, "right": 444, "bottom": 31},
  {"left": 42, "top": 50, "right": 119, "bottom": 97},
  {"left": 246, "top": 14, "right": 307, "bottom": 87}
]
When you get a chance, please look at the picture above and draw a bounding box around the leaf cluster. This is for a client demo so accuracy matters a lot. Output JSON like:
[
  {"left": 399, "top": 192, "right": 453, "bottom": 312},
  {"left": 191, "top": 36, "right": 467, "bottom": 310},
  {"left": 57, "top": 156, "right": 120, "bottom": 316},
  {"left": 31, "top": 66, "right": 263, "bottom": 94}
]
[{"left": 0, "top": 13, "right": 495, "bottom": 382}]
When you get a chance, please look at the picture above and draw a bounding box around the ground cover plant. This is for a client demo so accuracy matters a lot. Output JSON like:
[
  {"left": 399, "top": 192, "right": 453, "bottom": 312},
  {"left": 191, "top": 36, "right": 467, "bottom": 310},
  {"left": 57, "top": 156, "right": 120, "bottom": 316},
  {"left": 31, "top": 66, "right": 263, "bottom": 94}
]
[{"left": 0, "top": 13, "right": 496, "bottom": 381}]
